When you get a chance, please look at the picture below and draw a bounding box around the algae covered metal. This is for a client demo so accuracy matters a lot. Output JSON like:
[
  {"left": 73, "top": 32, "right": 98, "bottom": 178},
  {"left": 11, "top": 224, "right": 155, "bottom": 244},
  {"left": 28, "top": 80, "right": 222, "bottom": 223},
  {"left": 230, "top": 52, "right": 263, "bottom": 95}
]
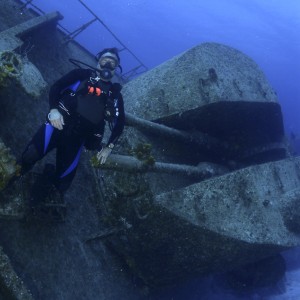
[{"left": 0, "top": 138, "right": 20, "bottom": 191}]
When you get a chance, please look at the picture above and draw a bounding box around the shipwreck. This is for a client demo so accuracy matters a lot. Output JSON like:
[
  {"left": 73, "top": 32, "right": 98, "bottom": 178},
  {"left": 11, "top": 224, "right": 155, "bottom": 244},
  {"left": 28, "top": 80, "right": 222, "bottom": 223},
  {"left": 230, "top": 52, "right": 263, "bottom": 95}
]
[{"left": 0, "top": 0, "right": 299, "bottom": 298}]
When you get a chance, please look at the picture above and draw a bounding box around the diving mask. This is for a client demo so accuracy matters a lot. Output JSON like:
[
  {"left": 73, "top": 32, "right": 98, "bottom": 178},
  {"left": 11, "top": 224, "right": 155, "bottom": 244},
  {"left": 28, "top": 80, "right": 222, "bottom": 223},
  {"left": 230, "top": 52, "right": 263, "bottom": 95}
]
[
  {"left": 99, "top": 55, "right": 118, "bottom": 70},
  {"left": 97, "top": 52, "right": 119, "bottom": 80}
]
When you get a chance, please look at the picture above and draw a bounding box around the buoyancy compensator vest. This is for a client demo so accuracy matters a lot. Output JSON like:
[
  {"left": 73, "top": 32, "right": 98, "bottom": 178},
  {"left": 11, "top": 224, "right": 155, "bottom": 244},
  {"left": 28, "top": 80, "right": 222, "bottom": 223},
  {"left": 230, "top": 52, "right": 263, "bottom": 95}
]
[{"left": 59, "top": 76, "right": 122, "bottom": 129}]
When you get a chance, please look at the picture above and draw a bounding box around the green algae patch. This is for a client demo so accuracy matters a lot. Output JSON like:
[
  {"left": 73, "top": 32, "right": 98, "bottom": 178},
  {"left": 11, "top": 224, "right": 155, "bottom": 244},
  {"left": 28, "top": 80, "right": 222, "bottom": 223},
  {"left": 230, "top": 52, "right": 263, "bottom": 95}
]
[
  {"left": 0, "top": 50, "right": 22, "bottom": 88},
  {"left": 0, "top": 139, "right": 20, "bottom": 191}
]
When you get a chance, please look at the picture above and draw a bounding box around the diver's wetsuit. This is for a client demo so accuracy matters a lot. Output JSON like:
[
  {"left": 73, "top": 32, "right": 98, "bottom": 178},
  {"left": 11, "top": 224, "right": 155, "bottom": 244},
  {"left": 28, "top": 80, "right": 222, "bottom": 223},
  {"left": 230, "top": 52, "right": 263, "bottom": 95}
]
[{"left": 21, "top": 68, "right": 125, "bottom": 193}]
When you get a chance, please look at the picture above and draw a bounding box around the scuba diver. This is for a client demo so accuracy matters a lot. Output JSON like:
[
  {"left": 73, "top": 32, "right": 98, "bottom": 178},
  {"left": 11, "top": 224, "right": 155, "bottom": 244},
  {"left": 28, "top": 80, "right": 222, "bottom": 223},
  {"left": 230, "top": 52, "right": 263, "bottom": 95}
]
[{"left": 17, "top": 47, "right": 125, "bottom": 219}]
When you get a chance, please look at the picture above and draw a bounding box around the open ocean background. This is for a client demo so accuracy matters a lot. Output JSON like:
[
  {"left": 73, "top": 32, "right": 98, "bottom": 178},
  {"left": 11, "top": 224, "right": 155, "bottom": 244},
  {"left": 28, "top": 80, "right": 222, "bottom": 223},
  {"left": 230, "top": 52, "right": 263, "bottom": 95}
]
[{"left": 19, "top": 1, "right": 300, "bottom": 299}]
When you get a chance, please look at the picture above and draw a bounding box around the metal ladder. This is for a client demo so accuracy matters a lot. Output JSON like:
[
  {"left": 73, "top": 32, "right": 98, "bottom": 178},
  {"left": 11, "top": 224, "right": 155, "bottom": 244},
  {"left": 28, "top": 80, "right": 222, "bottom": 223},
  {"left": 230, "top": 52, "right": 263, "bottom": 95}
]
[{"left": 19, "top": 0, "right": 148, "bottom": 81}]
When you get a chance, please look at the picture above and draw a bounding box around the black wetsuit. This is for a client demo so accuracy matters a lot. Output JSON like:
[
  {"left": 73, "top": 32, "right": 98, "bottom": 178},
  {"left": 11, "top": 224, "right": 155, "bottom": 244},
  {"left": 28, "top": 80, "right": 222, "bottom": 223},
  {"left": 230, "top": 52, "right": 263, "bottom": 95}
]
[{"left": 21, "top": 68, "right": 125, "bottom": 193}]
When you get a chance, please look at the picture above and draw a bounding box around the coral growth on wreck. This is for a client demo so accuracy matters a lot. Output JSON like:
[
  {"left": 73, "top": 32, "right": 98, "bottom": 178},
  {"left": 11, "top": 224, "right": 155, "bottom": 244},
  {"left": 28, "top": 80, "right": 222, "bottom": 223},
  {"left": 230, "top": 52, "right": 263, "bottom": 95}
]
[{"left": 0, "top": 50, "right": 22, "bottom": 88}]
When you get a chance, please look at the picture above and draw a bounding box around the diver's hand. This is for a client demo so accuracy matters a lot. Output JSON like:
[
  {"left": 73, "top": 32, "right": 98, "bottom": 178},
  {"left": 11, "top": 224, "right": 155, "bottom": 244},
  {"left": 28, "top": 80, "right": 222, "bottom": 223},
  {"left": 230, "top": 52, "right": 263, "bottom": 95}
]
[
  {"left": 48, "top": 109, "right": 64, "bottom": 130},
  {"left": 96, "top": 147, "right": 112, "bottom": 164}
]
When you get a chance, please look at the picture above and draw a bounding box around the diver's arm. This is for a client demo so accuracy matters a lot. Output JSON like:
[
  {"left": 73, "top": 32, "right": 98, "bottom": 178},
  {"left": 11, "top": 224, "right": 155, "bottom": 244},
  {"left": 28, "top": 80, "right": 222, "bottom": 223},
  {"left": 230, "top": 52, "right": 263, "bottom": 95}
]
[
  {"left": 48, "top": 68, "right": 92, "bottom": 130},
  {"left": 106, "top": 93, "right": 125, "bottom": 147},
  {"left": 49, "top": 68, "right": 91, "bottom": 109},
  {"left": 97, "top": 94, "right": 125, "bottom": 164}
]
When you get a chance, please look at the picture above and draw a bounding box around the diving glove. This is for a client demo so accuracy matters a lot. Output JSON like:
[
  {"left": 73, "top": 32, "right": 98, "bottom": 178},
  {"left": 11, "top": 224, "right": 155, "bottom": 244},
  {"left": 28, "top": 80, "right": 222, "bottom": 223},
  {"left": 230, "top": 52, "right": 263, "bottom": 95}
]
[
  {"left": 97, "top": 145, "right": 113, "bottom": 164},
  {"left": 48, "top": 109, "right": 64, "bottom": 130}
]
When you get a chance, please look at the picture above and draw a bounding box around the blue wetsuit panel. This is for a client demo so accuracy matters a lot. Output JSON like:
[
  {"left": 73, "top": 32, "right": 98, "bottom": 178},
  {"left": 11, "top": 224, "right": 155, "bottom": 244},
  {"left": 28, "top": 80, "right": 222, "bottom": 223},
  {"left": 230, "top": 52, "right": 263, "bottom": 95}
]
[{"left": 44, "top": 123, "right": 54, "bottom": 154}]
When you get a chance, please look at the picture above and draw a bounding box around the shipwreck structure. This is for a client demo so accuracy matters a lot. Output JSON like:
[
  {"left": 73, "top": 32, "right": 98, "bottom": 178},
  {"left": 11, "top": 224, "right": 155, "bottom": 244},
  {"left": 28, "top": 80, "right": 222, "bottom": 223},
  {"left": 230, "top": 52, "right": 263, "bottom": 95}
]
[
  {"left": 96, "top": 42, "right": 300, "bottom": 287},
  {"left": 0, "top": 0, "right": 300, "bottom": 298}
]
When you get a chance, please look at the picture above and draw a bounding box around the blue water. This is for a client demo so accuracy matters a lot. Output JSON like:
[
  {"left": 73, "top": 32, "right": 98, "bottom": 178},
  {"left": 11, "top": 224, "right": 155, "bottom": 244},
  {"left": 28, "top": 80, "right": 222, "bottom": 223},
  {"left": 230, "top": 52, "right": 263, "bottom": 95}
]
[{"left": 19, "top": 1, "right": 300, "bottom": 299}]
